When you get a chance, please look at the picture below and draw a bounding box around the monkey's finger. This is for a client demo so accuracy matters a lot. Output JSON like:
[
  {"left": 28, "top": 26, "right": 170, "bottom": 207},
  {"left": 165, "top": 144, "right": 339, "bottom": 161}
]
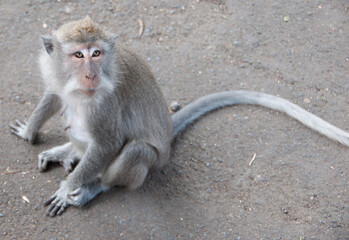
[
  {"left": 45, "top": 198, "right": 60, "bottom": 215},
  {"left": 15, "top": 119, "right": 26, "bottom": 128},
  {"left": 57, "top": 202, "right": 68, "bottom": 215},
  {"left": 10, "top": 127, "right": 19, "bottom": 135},
  {"left": 38, "top": 157, "right": 48, "bottom": 172},
  {"left": 46, "top": 201, "right": 60, "bottom": 216},
  {"left": 10, "top": 128, "right": 26, "bottom": 139},
  {"left": 9, "top": 124, "right": 22, "bottom": 133},
  {"left": 46, "top": 203, "right": 56, "bottom": 216},
  {"left": 10, "top": 123, "right": 27, "bottom": 139},
  {"left": 62, "top": 161, "right": 73, "bottom": 174},
  {"left": 48, "top": 200, "right": 63, "bottom": 217},
  {"left": 64, "top": 165, "right": 73, "bottom": 174},
  {"left": 43, "top": 193, "right": 57, "bottom": 206},
  {"left": 68, "top": 188, "right": 81, "bottom": 197}
]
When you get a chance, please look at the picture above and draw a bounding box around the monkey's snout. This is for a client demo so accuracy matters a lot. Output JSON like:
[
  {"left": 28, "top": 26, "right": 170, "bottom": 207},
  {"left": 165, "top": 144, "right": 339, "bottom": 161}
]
[{"left": 86, "top": 72, "right": 96, "bottom": 80}]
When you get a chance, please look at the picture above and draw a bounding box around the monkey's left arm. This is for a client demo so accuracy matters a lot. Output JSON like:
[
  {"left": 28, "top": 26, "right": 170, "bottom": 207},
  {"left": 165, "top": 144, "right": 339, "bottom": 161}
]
[{"left": 67, "top": 142, "right": 118, "bottom": 188}]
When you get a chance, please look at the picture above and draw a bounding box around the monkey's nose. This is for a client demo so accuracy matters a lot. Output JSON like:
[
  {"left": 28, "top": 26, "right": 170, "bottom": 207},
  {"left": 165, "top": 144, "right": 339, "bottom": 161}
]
[{"left": 86, "top": 72, "right": 95, "bottom": 79}]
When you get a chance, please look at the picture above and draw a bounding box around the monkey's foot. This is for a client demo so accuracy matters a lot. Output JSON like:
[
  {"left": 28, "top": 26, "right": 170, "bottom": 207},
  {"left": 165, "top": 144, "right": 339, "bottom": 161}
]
[
  {"left": 38, "top": 143, "right": 79, "bottom": 173},
  {"left": 67, "top": 180, "right": 106, "bottom": 206}
]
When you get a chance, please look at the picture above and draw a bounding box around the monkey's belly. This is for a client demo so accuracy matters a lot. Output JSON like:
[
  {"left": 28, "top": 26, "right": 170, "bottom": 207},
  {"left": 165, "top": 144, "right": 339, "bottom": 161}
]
[
  {"left": 67, "top": 125, "right": 90, "bottom": 155},
  {"left": 63, "top": 105, "right": 92, "bottom": 155}
]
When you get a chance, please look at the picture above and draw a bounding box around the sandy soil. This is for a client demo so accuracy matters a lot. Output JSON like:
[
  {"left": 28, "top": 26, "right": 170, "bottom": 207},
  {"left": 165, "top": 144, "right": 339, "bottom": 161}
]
[{"left": 0, "top": 0, "right": 348, "bottom": 239}]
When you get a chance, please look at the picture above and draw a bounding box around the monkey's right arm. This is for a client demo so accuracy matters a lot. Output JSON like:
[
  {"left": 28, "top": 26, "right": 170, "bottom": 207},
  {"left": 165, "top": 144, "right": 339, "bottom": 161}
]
[{"left": 10, "top": 93, "right": 62, "bottom": 144}]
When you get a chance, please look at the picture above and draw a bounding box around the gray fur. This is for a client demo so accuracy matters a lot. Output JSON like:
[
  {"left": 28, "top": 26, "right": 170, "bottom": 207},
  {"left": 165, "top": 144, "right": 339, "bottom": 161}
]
[
  {"left": 10, "top": 93, "right": 61, "bottom": 144},
  {"left": 10, "top": 19, "right": 349, "bottom": 217},
  {"left": 20, "top": 35, "right": 172, "bottom": 216},
  {"left": 172, "top": 91, "right": 349, "bottom": 146},
  {"left": 38, "top": 142, "right": 80, "bottom": 173}
]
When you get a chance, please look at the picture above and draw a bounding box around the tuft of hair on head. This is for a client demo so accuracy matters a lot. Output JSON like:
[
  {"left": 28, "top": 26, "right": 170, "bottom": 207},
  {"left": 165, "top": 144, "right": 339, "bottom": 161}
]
[{"left": 54, "top": 16, "right": 110, "bottom": 43}]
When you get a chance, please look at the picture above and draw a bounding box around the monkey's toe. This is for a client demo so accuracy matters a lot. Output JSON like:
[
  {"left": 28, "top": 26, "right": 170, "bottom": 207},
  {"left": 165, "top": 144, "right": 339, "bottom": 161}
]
[
  {"left": 67, "top": 182, "right": 104, "bottom": 206},
  {"left": 62, "top": 157, "right": 79, "bottom": 174},
  {"left": 38, "top": 152, "right": 56, "bottom": 171}
]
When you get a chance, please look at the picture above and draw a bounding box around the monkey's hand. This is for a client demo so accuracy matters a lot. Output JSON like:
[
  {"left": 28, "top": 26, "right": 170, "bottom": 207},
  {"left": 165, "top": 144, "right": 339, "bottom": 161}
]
[
  {"left": 10, "top": 120, "right": 36, "bottom": 144},
  {"left": 44, "top": 180, "right": 79, "bottom": 217}
]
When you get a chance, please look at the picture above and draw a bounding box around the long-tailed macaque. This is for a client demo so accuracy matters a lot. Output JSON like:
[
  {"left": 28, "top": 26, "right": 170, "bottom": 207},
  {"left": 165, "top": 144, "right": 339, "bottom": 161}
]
[{"left": 10, "top": 17, "right": 349, "bottom": 217}]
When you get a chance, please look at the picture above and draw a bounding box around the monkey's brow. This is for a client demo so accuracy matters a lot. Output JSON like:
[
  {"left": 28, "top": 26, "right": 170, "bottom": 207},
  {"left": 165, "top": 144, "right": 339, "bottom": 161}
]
[
  {"left": 62, "top": 43, "right": 102, "bottom": 54},
  {"left": 90, "top": 47, "right": 102, "bottom": 54},
  {"left": 76, "top": 49, "right": 89, "bottom": 56}
]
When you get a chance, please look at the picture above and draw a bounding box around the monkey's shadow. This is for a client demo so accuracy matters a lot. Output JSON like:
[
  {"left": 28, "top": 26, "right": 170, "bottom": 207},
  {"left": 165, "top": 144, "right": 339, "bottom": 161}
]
[{"left": 80, "top": 164, "right": 184, "bottom": 211}]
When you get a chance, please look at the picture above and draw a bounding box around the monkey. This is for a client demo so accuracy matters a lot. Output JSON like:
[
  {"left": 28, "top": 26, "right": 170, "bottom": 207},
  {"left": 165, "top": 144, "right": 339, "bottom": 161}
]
[{"left": 10, "top": 17, "right": 349, "bottom": 217}]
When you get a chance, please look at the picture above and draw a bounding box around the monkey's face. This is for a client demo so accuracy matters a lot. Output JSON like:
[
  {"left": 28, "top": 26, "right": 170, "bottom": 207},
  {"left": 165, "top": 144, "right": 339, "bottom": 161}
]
[
  {"left": 62, "top": 43, "right": 104, "bottom": 97},
  {"left": 40, "top": 17, "right": 116, "bottom": 101},
  {"left": 53, "top": 41, "right": 115, "bottom": 102}
]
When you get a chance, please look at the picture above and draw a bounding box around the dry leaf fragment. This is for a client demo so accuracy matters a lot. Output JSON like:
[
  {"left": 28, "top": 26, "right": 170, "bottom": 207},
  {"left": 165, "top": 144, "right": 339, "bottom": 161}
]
[
  {"left": 249, "top": 153, "right": 256, "bottom": 166},
  {"left": 138, "top": 19, "right": 144, "bottom": 38},
  {"left": 22, "top": 195, "right": 30, "bottom": 203}
]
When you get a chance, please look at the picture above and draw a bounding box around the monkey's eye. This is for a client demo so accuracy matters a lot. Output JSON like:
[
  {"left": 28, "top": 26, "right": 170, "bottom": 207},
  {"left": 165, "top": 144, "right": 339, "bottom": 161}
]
[
  {"left": 92, "top": 50, "right": 101, "bottom": 57},
  {"left": 74, "top": 52, "right": 84, "bottom": 58}
]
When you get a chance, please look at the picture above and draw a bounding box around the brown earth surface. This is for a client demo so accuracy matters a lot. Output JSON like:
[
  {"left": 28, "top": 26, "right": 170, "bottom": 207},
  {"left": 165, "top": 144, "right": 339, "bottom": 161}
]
[{"left": 0, "top": 0, "right": 348, "bottom": 239}]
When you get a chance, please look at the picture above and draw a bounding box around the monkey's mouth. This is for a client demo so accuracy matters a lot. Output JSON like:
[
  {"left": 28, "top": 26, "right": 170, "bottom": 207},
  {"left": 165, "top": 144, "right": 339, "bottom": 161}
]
[{"left": 80, "top": 89, "right": 96, "bottom": 96}]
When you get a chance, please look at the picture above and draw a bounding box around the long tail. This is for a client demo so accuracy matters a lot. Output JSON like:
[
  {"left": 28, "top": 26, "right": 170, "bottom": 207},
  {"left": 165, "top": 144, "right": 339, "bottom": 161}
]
[{"left": 171, "top": 90, "right": 349, "bottom": 147}]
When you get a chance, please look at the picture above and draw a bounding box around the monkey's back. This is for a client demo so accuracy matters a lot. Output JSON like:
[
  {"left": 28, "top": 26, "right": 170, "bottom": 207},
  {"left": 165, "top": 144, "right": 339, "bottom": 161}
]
[{"left": 113, "top": 46, "right": 173, "bottom": 167}]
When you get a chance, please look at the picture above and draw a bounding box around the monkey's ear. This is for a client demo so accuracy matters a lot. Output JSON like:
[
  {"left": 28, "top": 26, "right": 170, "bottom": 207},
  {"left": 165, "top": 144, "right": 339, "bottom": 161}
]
[
  {"left": 41, "top": 35, "right": 54, "bottom": 55},
  {"left": 108, "top": 34, "right": 119, "bottom": 43},
  {"left": 107, "top": 34, "right": 119, "bottom": 49},
  {"left": 111, "top": 34, "right": 119, "bottom": 40}
]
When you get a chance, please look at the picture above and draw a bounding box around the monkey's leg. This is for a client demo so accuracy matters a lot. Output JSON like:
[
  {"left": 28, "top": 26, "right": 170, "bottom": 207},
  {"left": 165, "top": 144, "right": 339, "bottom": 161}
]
[
  {"left": 10, "top": 93, "right": 62, "bottom": 144},
  {"left": 38, "top": 142, "right": 80, "bottom": 173},
  {"left": 67, "top": 141, "right": 156, "bottom": 207},
  {"left": 101, "top": 141, "right": 156, "bottom": 190}
]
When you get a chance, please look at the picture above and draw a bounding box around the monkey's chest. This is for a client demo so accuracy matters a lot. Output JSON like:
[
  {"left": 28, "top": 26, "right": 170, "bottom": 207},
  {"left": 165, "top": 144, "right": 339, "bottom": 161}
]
[{"left": 64, "top": 109, "right": 91, "bottom": 154}]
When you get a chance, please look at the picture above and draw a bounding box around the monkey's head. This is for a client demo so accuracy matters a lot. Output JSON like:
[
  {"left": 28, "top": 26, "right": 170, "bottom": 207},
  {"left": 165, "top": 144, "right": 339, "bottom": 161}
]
[{"left": 40, "top": 16, "right": 116, "bottom": 100}]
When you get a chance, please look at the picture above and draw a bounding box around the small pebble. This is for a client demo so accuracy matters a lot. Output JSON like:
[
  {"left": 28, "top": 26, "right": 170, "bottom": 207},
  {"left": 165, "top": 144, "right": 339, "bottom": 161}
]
[
  {"left": 170, "top": 101, "right": 181, "bottom": 112},
  {"left": 63, "top": 6, "right": 72, "bottom": 14}
]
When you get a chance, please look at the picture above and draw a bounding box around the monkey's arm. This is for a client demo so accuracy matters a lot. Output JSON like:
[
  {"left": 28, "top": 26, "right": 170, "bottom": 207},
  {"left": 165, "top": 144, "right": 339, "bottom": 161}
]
[
  {"left": 44, "top": 141, "right": 120, "bottom": 216},
  {"left": 67, "top": 142, "right": 118, "bottom": 189},
  {"left": 10, "top": 93, "right": 62, "bottom": 144}
]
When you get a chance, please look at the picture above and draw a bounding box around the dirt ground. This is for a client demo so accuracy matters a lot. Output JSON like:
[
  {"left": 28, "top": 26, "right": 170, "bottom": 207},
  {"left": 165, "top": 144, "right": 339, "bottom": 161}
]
[{"left": 0, "top": 0, "right": 348, "bottom": 239}]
